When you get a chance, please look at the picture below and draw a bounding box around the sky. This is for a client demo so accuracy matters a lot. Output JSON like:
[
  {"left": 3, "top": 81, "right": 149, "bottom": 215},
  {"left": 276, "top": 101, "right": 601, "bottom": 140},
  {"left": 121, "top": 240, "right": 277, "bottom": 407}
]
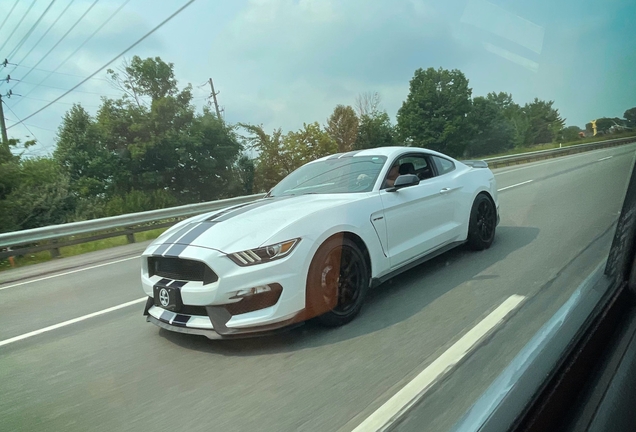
[{"left": 0, "top": 0, "right": 635, "bottom": 156}]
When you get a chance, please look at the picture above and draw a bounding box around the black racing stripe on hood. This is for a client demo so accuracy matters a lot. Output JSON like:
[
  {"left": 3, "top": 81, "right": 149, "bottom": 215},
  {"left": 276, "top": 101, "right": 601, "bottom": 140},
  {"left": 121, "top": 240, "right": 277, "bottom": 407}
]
[
  {"left": 207, "top": 201, "right": 259, "bottom": 221},
  {"left": 157, "top": 197, "right": 294, "bottom": 257},
  {"left": 211, "top": 196, "right": 293, "bottom": 222},
  {"left": 152, "top": 222, "right": 201, "bottom": 256},
  {"left": 163, "top": 222, "right": 217, "bottom": 257}
]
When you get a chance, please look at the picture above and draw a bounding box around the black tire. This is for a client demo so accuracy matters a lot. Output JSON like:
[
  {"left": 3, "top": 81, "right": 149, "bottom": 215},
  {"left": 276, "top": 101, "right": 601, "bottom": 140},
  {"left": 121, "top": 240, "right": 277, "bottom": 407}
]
[
  {"left": 306, "top": 236, "right": 370, "bottom": 327},
  {"left": 467, "top": 194, "right": 497, "bottom": 251}
]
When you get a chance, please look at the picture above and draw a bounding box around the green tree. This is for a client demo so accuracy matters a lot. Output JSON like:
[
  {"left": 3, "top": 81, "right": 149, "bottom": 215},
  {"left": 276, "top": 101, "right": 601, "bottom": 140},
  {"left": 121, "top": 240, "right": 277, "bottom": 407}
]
[
  {"left": 624, "top": 107, "right": 636, "bottom": 127},
  {"left": 54, "top": 104, "right": 116, "bottom": 198},
  {"left": 240, "top": 124, "right": 286, "bottom": 192},
  {"left": 466, "top": 97, "right": 515, "bottom": 156},
  {"left": 107, "top": 56, "right": 178, "bottom": 107},
  {"left": 397, "top": 67, "right": 473, "bottom": 156},
  {"left": 522, "top": 99, "right": 565, "bottom": 145},
  {"left": 486, "top": 92, "right": 528, "bottom": 148},
  {"left": 325, "top": 105, "right": 359, "bottom": 152},
  {"left": 355, "top": 111, "right": 395, "bottom": 149},
  {"left": 556, "top": 125, "right": 583, "bottom": 142},
  {"left": 241, "top": 122, "right": 337, "bottom": 192},
  {"left": 52, "top": 56, "right": 243, "bottom": 221},
  {"left": 283, "top": 122, "right": 337, "bottom": 170},
  {"left": 0, "top": 157, "right": 74, "bottom": 232},
  {"left": 234, "top": 155, "right": 255, "bottom": 195}
]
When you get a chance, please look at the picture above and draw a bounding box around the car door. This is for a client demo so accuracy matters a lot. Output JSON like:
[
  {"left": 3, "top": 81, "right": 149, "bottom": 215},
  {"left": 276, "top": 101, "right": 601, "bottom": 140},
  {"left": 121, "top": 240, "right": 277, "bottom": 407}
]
[
  {"left": 379, "top": 153, "right": 458, "bottom": 269},
  {"left": 431, "top": 155, "right": 465, "bottom": 240}
]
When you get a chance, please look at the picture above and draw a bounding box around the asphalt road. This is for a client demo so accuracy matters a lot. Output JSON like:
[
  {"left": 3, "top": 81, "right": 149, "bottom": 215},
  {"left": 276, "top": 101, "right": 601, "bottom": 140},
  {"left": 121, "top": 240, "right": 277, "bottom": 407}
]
[{"left": 1, "top": 144, "right": 635, "bottom": 432}]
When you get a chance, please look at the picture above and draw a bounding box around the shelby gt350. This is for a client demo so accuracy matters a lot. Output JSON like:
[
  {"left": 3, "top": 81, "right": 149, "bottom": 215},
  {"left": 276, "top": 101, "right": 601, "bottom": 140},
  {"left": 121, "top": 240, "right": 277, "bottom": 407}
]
[{"left": 141, "top": 147, "right": 499, "bottom": 339}]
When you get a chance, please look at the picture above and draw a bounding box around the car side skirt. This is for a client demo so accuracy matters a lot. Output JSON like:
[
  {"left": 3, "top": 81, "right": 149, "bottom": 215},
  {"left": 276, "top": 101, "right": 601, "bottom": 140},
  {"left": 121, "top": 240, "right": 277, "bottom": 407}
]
[{"left": 371, "top": 240, "right": 466, "bottom": 289}]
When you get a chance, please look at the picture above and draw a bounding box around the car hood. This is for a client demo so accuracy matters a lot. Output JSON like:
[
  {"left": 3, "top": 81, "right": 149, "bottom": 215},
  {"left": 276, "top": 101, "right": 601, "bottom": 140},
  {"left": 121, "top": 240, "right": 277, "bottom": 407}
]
[{"left": 149, "top": 194, "right": 362, "bottom": 254}]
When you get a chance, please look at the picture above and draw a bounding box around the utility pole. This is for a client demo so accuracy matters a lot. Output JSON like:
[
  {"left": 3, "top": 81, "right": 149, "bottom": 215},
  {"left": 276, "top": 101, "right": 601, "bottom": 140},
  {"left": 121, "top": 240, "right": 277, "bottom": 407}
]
[
  {"left": 207, "top": 77, "right": 223, "bottom": 119},
  {"left": 0, "top": 94, "right": 8, "bottom": 144}
]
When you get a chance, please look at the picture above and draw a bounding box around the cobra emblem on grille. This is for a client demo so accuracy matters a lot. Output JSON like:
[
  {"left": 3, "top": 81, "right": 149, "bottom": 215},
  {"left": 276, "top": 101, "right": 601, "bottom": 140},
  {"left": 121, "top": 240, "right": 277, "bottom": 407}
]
[{"left": 159, "top": 288, "right": 170, "bottom": 307}]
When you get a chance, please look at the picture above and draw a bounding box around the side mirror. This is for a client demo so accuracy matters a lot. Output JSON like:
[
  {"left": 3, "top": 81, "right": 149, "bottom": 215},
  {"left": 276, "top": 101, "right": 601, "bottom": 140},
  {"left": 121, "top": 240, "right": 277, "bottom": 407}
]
[{"left": 387, "top": 174, "right": 420, "bottom": 192}]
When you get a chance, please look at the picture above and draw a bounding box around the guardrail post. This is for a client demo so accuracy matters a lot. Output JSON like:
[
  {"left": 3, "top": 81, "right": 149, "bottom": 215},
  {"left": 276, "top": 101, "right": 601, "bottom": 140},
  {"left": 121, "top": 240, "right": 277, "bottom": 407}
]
[
  {"left": 126, "top": 229, "right": 135, "bottom": 244},
  {"left": 50, "top": 244, "right": 61, "bottom": 259}
]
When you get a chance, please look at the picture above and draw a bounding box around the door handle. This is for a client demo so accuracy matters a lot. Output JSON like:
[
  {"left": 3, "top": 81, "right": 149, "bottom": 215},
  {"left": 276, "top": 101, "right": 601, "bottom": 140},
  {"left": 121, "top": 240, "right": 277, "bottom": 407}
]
[{"left": 439, "top": 187, "right": 452, "bottom": 195}]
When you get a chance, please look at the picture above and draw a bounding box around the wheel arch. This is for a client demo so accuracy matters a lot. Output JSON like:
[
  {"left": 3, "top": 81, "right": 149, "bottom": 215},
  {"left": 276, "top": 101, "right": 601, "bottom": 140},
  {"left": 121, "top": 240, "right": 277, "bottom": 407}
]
[
  {"left": 314, "top": 231, "right": 372, "bottom": 280},
  {"left": 299, "top": 230, "right": 373, "bottom": 324}
]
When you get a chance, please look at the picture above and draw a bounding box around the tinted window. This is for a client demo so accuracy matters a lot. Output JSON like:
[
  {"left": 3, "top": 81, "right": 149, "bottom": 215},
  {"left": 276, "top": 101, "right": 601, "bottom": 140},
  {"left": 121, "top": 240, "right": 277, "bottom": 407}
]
[{"left": 433, "top": 156, "right": 455, "bottom": 175}]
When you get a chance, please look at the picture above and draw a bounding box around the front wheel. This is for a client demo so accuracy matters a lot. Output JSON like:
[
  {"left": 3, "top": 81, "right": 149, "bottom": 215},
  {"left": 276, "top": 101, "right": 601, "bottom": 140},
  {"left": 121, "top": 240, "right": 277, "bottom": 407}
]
[
  {"left": 306, "top": 236, "right": 370, "bottom": 327},
  {"left": 467, "top": 194, "right": 497, "bottom": 250}
]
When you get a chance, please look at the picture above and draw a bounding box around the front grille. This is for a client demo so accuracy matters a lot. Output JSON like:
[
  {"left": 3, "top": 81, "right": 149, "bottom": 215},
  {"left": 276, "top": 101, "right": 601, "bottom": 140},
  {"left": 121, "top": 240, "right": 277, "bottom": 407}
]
[{"left": 148, "top": 256, "right": 218, "bottom": 284}]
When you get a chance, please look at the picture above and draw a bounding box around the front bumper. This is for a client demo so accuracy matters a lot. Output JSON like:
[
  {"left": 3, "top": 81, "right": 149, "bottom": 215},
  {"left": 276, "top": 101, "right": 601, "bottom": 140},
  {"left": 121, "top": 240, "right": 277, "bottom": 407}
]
[
  {"left": 144, "top": 299, "right": 301, "bottom": 339},
  {"left": 141, "top": 241, "right": 315, "bottom": 337}
]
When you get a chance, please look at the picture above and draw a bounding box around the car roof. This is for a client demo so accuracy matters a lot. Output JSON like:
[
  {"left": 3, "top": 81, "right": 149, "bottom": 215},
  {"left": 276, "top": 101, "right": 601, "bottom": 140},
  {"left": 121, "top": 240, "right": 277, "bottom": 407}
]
[{"left": 314, "top": 146, "right": 454, "bottom": 162}]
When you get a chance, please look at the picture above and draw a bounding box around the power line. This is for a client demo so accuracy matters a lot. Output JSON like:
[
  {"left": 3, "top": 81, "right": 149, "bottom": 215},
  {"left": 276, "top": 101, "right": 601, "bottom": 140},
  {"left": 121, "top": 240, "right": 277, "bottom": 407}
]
[
  {"left": 3, "top": 99, "right": 41, "bottom": 144},
  {"left": 8, "top": 63, "right": 109, "bottom": 82},
  {"left": 8, "top": 0, "right": 100, "bottom": 92},
  {"left": 0, "top": 1, "right": 21, "bottom": 35},
  {"left": 7, "top": 0, "right": 198, "bottom": 129},
  {"left": 10, "top": 0, "right": 130, "bottom": 108},
  {"left": 0, "top": 0, "right": 38, "bottom": 56},
  {"left": 8, "top": 78, "right": 120, "bottom": 96},
  {"left": 17, "top": 95, "right": 102, "bottom": 108},
  {"left": 4, "top": 0, "right": 77, "bottom": 78},
  {"left": 10, "top": 120, "right": 57, "bottom": 132},
  {"left": 6, "top": 0, "right": 59, "bottom": 62}
]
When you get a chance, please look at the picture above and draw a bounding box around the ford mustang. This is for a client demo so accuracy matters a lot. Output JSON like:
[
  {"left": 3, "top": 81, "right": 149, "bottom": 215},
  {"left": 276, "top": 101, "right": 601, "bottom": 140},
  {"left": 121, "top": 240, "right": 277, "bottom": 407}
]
[{"left": 141, "top": 147, "right": 499, "bottom": 339}]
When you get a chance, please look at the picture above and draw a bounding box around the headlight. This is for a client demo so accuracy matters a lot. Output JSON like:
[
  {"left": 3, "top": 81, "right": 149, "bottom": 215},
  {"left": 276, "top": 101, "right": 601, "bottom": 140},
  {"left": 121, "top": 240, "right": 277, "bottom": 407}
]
[{"left": 227, "top": 238, "right": 300, "bottom": 266}]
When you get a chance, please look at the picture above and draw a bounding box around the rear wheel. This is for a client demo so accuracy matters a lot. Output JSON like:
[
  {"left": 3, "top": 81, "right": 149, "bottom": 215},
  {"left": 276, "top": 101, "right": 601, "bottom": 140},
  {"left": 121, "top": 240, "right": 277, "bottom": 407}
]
[
  {"left": 467, "top": 194, "right": 497, "bottom": 250},
  {"left": 306, "top": 236, "right": 369, "bottom": 327}
]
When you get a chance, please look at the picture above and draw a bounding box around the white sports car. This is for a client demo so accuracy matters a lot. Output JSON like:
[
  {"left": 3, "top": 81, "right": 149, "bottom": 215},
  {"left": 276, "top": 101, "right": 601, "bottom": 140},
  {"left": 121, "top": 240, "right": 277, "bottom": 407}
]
[{"left": 141, "top": 147, "right": 499, "bottom": 338}]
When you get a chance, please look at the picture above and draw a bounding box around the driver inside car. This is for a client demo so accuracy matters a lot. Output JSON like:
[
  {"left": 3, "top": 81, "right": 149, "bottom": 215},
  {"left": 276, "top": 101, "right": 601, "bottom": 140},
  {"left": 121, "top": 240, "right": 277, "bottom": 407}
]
[{"left": 383, "top": 163, "right": 400, "bottom": 188}]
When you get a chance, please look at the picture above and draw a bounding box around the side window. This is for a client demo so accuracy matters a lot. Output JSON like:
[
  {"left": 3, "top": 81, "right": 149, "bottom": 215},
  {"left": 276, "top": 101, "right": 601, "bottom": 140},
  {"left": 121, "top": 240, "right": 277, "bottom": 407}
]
[
  {"left": 399, "top": 155, "right": 435, "bottom": 180},
  {"left": 382, "top": 154, "right": 435, "bottom": 189},
  {"left": 432, "top": 156, "right": 455, "bottom": 175}
]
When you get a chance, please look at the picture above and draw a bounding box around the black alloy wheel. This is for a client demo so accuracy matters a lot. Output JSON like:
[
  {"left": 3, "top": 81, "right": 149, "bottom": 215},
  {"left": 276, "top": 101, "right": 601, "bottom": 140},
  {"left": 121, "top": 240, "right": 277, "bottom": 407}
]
[{"left": 467, "top": 194, "right": 497, "bottom": 250}]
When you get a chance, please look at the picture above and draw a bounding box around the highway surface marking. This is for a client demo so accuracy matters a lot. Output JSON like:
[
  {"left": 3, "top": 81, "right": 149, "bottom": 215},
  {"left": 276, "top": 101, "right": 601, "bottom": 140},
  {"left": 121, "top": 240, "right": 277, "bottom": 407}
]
[
  {"left": 497, "top": 180, "right": 533, "bottom": 192},
  {"left": 352, "top": 294, "right": 526, "bottom": 432},
  {"left": 0, "top": 297, "right": 146, "bottom": 348},
  {"left": 598, "top": 156, "right": 613, "bottom": 161},
  {"left": 0, "top": 256, "right": 139, "bottom": 291}
]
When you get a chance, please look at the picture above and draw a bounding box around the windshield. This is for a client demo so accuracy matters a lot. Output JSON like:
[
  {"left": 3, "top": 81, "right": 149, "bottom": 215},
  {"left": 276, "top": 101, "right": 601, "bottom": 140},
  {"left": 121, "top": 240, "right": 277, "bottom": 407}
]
[{"left": 268, "top": 156, "right": 387, "bottom": 196}]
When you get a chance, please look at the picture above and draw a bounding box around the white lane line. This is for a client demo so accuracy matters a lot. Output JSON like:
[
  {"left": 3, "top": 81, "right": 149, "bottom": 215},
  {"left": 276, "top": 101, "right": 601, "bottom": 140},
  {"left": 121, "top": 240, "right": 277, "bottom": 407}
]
[
  {"left": 352, "top": 294, "right": 526, "bottom": 432},
  {"left": 0, "top": 297, "right": 146, "bottom": 348},
  {"left": 0, "top": 256, "right": 139, "bottom": 291},
  {"left": 497, "top": 180, "right": 533, "bottom": 192},
  {"left": 598, "top": 156, "right": 613, "bottom": 161}
]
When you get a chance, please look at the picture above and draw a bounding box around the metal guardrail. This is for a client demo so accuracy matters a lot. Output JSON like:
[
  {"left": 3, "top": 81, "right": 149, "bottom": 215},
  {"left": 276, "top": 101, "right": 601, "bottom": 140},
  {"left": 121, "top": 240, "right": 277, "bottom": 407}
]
[
  {"left": 483, "top": 136, "right": 636, "bottom": 168},
  {"left": 0, "top": 193, "right": 265, "bottom": 260},
  {"left": 1, "top": 136, "right": 635, "bottom": 261}
]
